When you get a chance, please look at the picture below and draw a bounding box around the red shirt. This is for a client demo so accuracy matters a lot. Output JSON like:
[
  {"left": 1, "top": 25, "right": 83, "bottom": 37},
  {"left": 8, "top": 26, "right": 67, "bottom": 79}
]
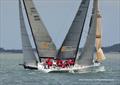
[{"left": 56, "top": 60, "right": 63, "bottom": 67}]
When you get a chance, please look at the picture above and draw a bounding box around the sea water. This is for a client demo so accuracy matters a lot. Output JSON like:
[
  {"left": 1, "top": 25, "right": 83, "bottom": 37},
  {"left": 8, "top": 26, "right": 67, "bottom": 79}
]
[{"left": 0, "top": 53, "right": 120, "bottom": 85}]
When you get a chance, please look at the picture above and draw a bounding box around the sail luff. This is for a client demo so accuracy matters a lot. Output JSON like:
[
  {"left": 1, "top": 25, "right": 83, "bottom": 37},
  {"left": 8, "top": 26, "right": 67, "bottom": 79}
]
[
  {"left": 77, "top": 0, "right": 98, "bottom": 65},
  {"left": 57, "top": 0, "right": 90, "bottom": 60},
  {"left": 19, "top": 0, "right": 37, "bottom": 67},
  {"left": 22, "top": 0, "right": 57, "bottom": 59}
]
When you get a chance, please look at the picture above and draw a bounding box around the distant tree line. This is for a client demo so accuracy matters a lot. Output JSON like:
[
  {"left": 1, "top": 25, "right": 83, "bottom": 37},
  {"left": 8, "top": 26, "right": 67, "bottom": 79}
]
[{"left": 0, "top": 43, "right": 120, "bottom": 53}]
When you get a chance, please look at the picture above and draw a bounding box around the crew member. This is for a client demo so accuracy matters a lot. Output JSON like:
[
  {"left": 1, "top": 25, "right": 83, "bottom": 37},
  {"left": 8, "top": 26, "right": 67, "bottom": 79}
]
[
  {"left": 56, "top": 59, "right": 63, "bottom": 67},
  {"left": 46, "top": 58, "right": 53, "bottom": 69},
  {"left": 68, "top": 59, "right": 74, "bottom": 66}
]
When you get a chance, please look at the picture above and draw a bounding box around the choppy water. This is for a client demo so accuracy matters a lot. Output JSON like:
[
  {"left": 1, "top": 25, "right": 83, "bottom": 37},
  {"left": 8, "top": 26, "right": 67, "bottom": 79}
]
[{"left": 0, "top": 53, "right": 120, "bottom": 85}]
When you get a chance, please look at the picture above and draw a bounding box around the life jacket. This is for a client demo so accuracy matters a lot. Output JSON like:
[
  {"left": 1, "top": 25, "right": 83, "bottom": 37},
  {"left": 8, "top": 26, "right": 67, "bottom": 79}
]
[
  {"left": 48, "top": 61, "right": 53, "bottom": 66},
  {"left": 56, "top": 60, "right": 63, "bottom": 67},
  {"left": 46, "top": 58, "right": 52, "bottom": 65},
  {"left": 71, "top": 61, "right": 74, "bottom": 65},
  {"left": 64, "top": 60, "right": 69, "bottom": 66},
  {"left": 69, "top": 59, "right": 74, "bottom": 65},
  {"left": 46, "top": 58, "right": 51, "bottom": 62}
]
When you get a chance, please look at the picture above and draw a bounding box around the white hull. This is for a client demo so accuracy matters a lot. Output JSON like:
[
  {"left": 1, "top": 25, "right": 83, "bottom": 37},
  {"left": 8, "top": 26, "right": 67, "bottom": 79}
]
[{"left": 37, "top": 62, "right": 104, "bottom": 73}]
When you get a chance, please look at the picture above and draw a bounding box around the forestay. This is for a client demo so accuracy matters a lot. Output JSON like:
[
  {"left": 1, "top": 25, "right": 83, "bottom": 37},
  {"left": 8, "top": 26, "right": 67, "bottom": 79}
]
[
  {"left": 19, "top": 0, "right": 37, "bottom": 67},
  {"left": 22, "top": 0, "right": 57, "bottom": 59},
  {"left": 57, "top": 0, "right": 90, "bottom": 59}
]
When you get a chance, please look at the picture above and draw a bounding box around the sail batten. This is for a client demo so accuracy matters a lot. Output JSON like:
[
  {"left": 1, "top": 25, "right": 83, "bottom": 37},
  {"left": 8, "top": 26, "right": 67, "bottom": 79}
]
[
  {"left": 19, "top": 0, "right": 37, "bottom": 67},
  {"left": 57, "top": 0, "right": 90, "bottom": 60},
  {"left": 22, "top": 0, "right": 57, "bottom": 59}
]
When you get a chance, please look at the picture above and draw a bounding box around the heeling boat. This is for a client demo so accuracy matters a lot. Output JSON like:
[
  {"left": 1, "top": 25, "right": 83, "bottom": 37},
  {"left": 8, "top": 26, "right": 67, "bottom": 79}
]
[
  {"left": 76, "top": 0, "right": 105, "bottom": 71},
  {"left": 19, "top": 0, "right": 105, "bottom": 73},
  {"left": 44, "top": 0, "right": 93, "bottom": 73},
  {"left": 19, "top": 0, "right": 91, "bottom": 72},
  {"left": 43, "top": 0, "right": 90, "bottom": 72},
  {"left": 44, "top": 0, "right": 105, "bottom": 73},
  {"left": 42, "top": 0, "right": 105, "bottom": 73},
  {"left": 19, "top": 0, "right": 57, "bottom": 70},
  {"left": 19, "top": 0, "right": 93, "bottom": 73}
]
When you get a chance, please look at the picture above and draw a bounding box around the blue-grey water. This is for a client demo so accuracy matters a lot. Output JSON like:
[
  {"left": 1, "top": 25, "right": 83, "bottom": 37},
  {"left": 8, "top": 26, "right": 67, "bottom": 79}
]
[{"left": 0, "top": 53, "right": 120, "bottom": 85}]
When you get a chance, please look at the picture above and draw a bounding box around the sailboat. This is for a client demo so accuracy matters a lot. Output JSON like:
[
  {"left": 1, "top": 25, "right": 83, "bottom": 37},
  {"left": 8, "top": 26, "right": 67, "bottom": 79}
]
[
  {"left": 39, "top": 0, "right": 91, "bottom": 72},
  {"left": 19, "top": 0, "right": 57, "bottom": 70},
  {"left": 49, "top": 0, "right": 105, "bottom": 72},
  {"left": 19, "top": 0, "right": 105, "bottom": 73},
  {"left": 75, "top": 0, "right": 106, "bottom": 70}
]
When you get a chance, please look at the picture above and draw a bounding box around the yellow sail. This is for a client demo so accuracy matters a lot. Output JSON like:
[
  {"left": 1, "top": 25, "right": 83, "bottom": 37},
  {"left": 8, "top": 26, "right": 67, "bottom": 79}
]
[
  {"left": 96, "top": 13, "right": 101, "bottom": 50},
  {"left": 95, "top": 0, "right": 105, "bottom": 62},
  {"left": 96, "top": 48, "right": 105, "bottom": 62}
]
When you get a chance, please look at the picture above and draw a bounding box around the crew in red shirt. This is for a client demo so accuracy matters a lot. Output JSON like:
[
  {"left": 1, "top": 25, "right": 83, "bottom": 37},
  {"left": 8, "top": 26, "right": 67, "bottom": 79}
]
[
  {"left": 46, "top": 58, "right": 53, "bottom": 69},
  {"left": 56, "top": 59, "right": 63, "bottom": 67},
  {"left": 68, "top": 59, "right": 74, "bottom": 66}
]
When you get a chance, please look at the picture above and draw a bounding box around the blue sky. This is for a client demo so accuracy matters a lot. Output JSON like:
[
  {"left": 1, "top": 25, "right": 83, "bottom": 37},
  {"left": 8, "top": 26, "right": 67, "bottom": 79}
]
[{"left": 0, "top": 0, "right": 120, "bottom": 49}]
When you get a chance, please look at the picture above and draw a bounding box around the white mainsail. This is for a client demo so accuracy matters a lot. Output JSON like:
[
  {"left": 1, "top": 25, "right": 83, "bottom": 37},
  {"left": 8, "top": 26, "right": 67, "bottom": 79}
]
[
  {"left": 22, "top": 0, "right": 57, "bottom": 59},
  {"left": 19, "top": 0, "right": 37, "bottom": 68},
  {"left": 57, "top": 0, "right": 90, "bottom": 60},
  {"left": 77, "top": 0, "right": 98, "bottom": 65}
]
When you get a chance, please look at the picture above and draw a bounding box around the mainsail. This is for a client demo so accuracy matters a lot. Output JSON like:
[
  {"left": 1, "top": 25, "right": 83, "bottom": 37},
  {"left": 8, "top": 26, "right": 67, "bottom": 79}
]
[
  {"left": 19, "top": 0, "right": 37, "bottom": 68},
  {"left": 22, "top": 0, "right": 57, "bottom": 59},
  {"left": 77, "top": 0, "right": 98, "bottom": 65},
  {"left": 57, "top": 0, "right": 90, "bottom": 60},
  {"left": 95, "top": 0, "right": 105, "bottom": 62}
]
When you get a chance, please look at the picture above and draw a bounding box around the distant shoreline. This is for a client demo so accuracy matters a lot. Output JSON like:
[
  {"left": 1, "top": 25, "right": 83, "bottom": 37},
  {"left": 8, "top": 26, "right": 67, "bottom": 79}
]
[{"left": 0, "top": 43, "right": 120, "bottom": 53}]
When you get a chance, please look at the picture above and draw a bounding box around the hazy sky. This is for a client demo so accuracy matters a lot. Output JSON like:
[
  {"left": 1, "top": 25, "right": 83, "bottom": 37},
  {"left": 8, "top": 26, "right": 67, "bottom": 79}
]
[{"left": 0, "top": 0, "right": 120, "bottom": 49}]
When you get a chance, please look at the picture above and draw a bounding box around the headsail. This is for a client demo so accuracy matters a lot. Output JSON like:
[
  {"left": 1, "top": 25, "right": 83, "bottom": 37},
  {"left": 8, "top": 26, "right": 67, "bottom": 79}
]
[
  {"left": 57, "top": 0, "right": 90, "bottom": 60},
  {"left": 19, "top": 0, "right": 37, "bottom": 68},
  {"left": 77, "top": 0, "right": 98, "bottom": 65},
  {"left": 96, "top": 48, "right": 105, "bottom": 62},
  {"left": 95, "top": 0, "right": 105, "bottom": 62},
  {"left": 22, "top": 0, "right": 57, "bottom": 59}
]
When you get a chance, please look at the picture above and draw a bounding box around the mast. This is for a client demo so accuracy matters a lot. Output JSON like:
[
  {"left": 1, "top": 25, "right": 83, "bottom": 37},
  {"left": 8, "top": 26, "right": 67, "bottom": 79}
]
[
  {"left": 19, "top": 0, "right": 38, "bottom": 68},
  {"left": 95, "top": 0, "right": 105, "bottom": 62},
  {"left": 22, "top": 0, "right": 57, "bottom": 59},
  {"left": 77, "top": 0, "right": 98, "bottom": 65},
  {"left": 57, "top": 0, "right": 90, "bottom": 60}
]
